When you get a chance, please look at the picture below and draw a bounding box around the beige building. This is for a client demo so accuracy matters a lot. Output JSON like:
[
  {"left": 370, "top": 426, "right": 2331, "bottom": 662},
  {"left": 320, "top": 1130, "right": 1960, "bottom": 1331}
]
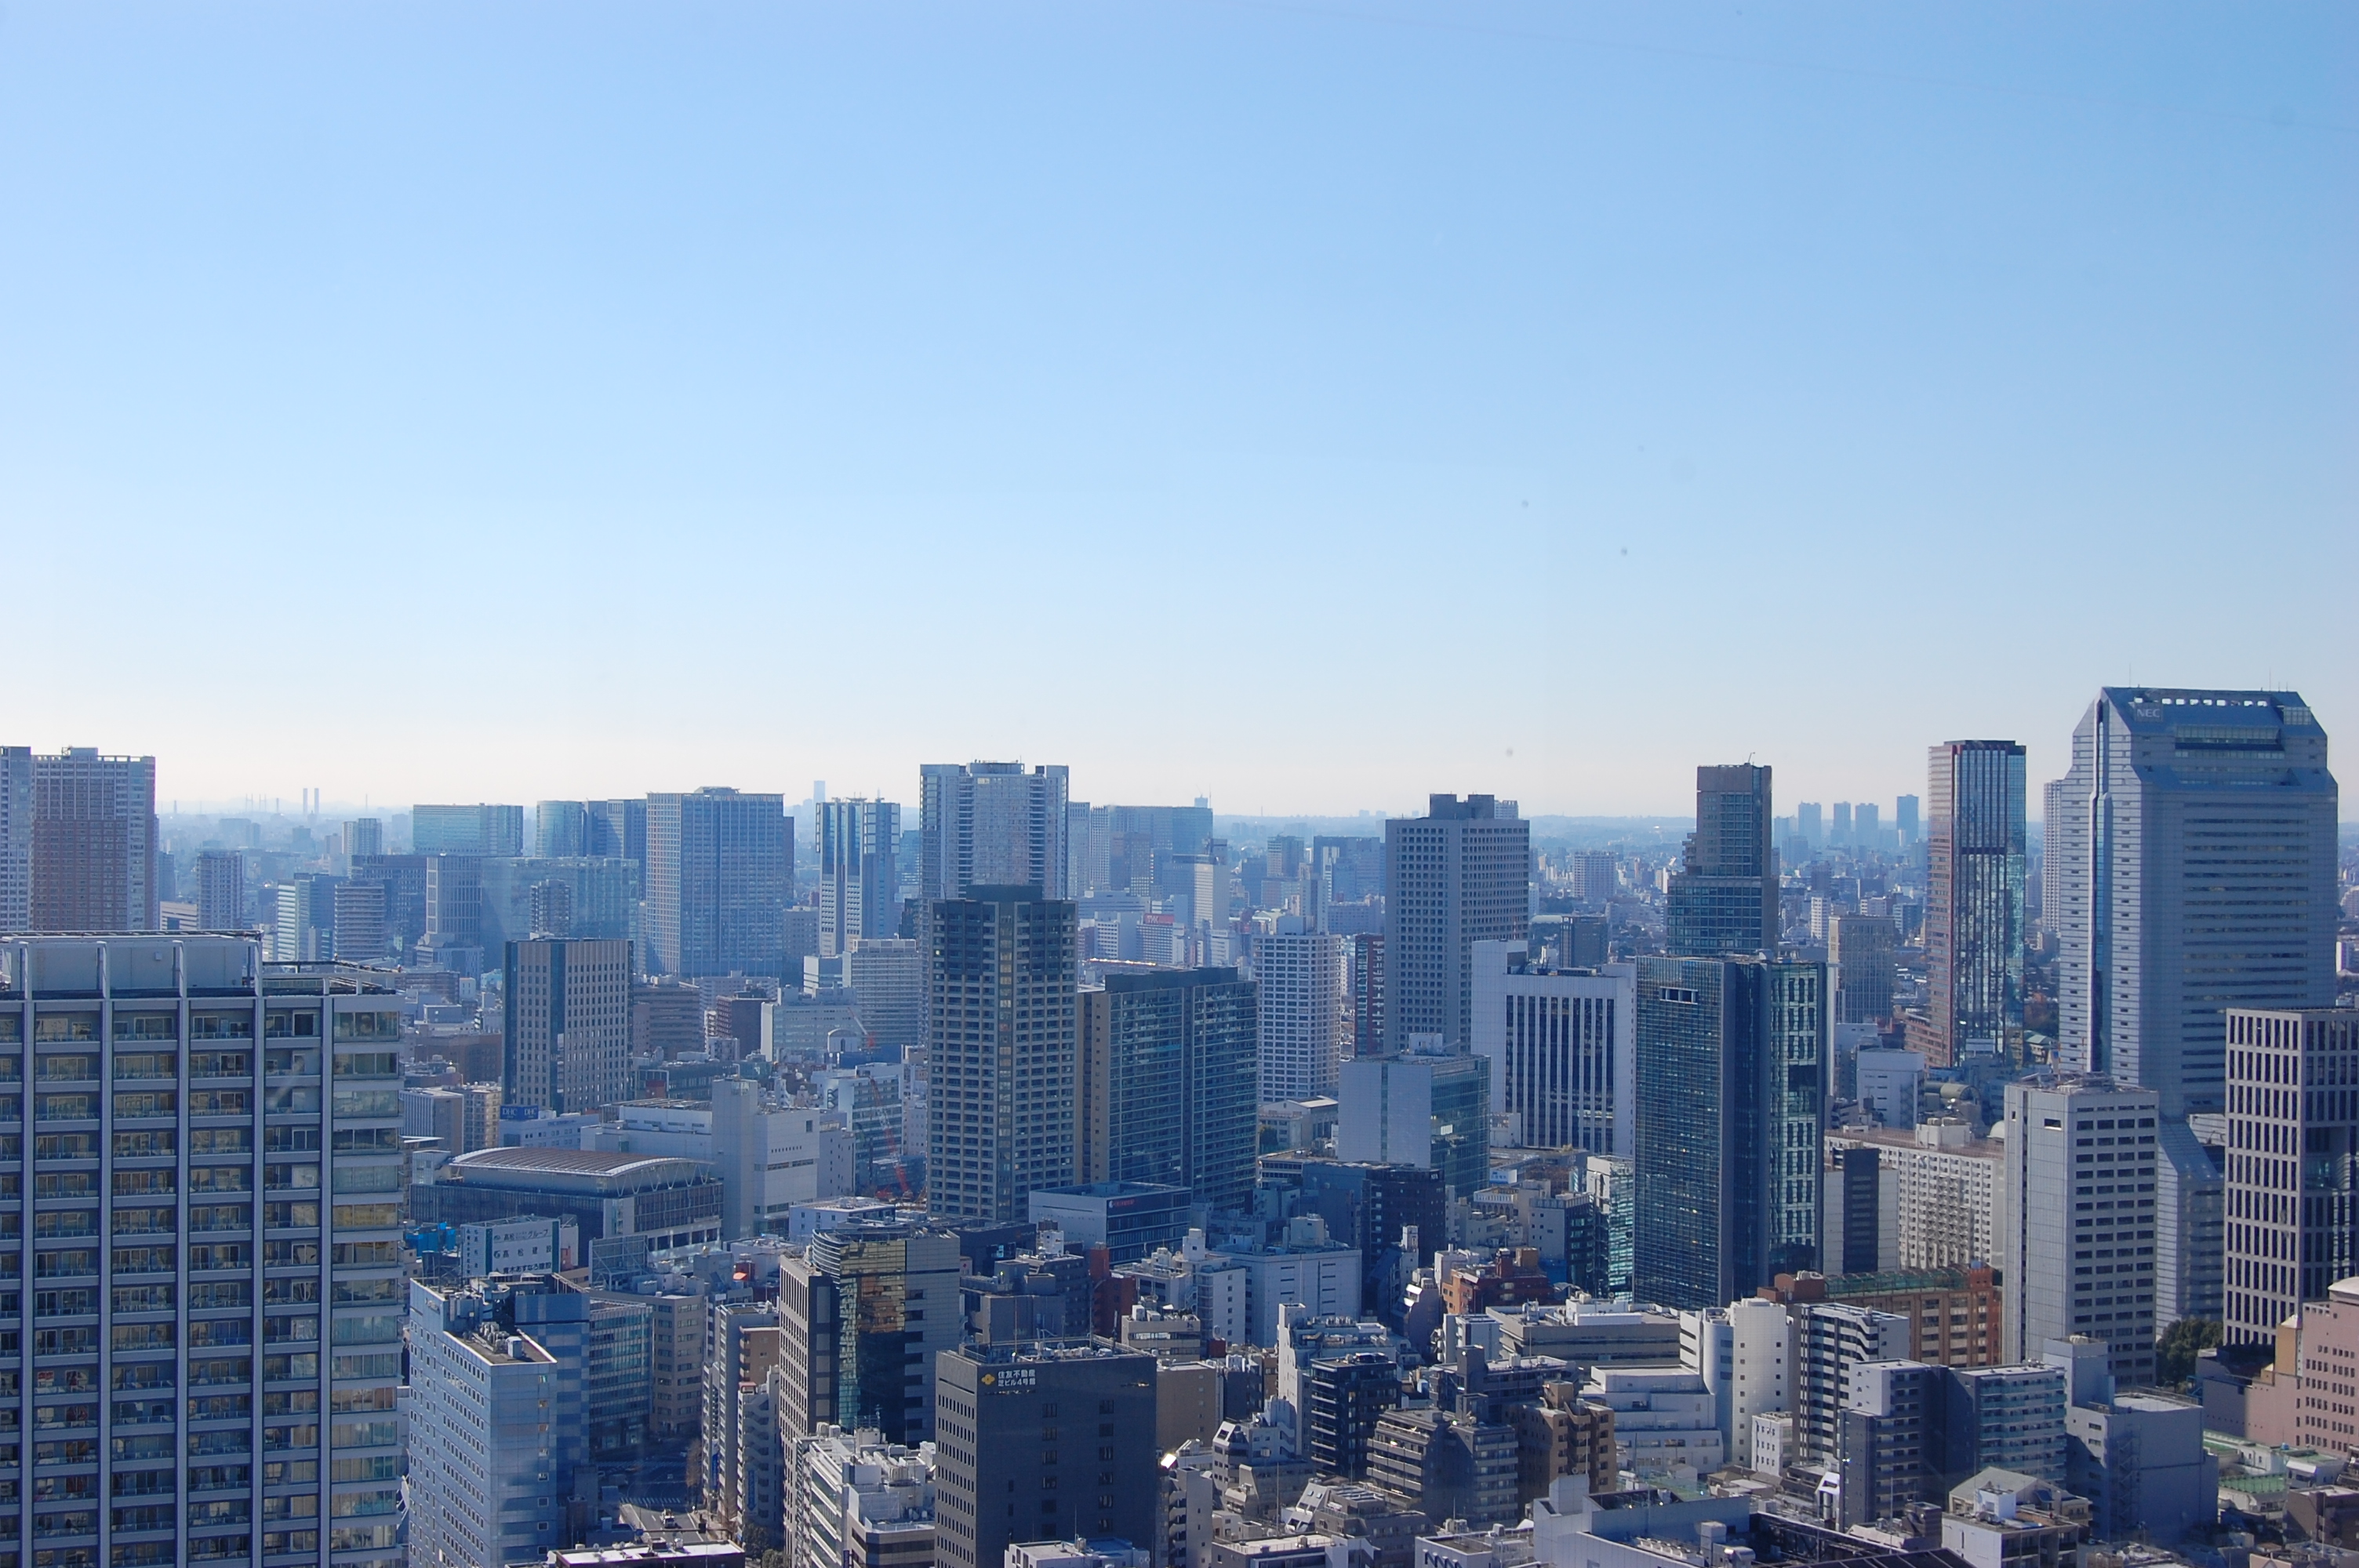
[{"left": 1826, "top": 1119, "right": 2003, "bottom": 1271}]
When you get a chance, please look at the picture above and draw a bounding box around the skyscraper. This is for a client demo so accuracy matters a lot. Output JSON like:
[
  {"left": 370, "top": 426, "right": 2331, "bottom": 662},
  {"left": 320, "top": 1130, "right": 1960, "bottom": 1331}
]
[
  {"left": 2053, "top": 689, "right": 2338, "bottom": 1116},
  {"left": 1924, "top": 742, "right": 2027, "bottom": 1067},
  {"left": 1470, "top": 938, "right": 1634, "bottom": 1158},
  {"left": 332, "top": 877, "right": 386, "bottom": 962},
  {"left": 923, "top": 886, "right": 1078, "bottom": 1223},
  {"left": 2039, "top": 778, "right": 2068, "bottom": 935},
  {"left": 341, "top": 817, "right": 383, "bottom": 863},
  {"left": 413, "top": 802, "right": 527, "bottom": 857},
  {"left": 588, "top": 797, "right": 648, "bottom": 868},
  {"left": 645, "top": 787, "right": 792, "bottom": 978},
  {"left": 777, "top": 1219, "right": 963, "bottom": 1446},
  {"left": 1998, "top": 1071, "right": 2159, "bottom": 1385},
  {"left": 194, "top": 848, "right": 245, "bottom": 931},
  {"left": 1383, "top": 794, "right": 1528, "bottom": 1051},
  {"left": 818, "top": 798, "right": 903, "bottom": 958},
  {"left": 1255, "top": 928, "right": 1351, "bottom": 1100},
  {"left": 503, "top": 937, "right": 635, "bottom": 1114},
  {"left": 0, "top": 932, "right": 409, "bottom": 1567},
  {"left": 1829, "top": 913, "right": 1896, "bottom": 1025},
  {"left": 1077, "top": 967, "right": 1259, "bottom": 1212},
  {"left": 1632, "top": 955, "right": 1827, "bottom": 1308},
  {"left": 0, "top": 746, "right": 29, "bottom": 930},
  {"left": 20, "top": 747, "right": 158, "bottom": 931},
  {"left": 918, "top": 763, "right": 1070, "bottom": 902},
  {"left": 1663, "top": 765, "right": 1776, "bottom": 959},
  {"left": 2223, "top": 1008, "right": 2359, "bottom": 1346},
  {"left": 533, "top": 799, "right": 593, "bottom": 858},
  {"left": 1336, "top": 1047, "right": 1491, "bottom": 1196}
]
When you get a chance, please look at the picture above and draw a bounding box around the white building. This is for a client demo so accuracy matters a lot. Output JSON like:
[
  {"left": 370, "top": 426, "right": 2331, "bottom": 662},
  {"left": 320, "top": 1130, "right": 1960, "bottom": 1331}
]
[
  {"left": 1725, "top": 1297, "right": 1794, "bottom": 1471},
  {"left": 2052, "top": 688, "right": 2339, "bottom": 1116},
  {"left": 1853, "top": 1048, "right": 1925, "bottom": 1130},
  {"left": 458, "top": 1214, "right": 582, "bottom": 1277},
  {"left": 1470, "top": 940, "right": 1635, "bottom": 1159},
  {"left": 1581, "top": 1367, "right": 1725, "bottom": 1475},
  {"left": 789, "top": 1424, "right": 937, "bottom": 1568},
  {"left": 409, "top": 1278, "right": 587, "bottom": 1566},
  {"left": 1824, "top": 1120, "right": 2004, "bottom": 1272},
  {"left": 1205, "top": 1225, "right": 1362, "bottom": 1346},
  {"left": 1256, "top": 927, "right": 1351, "bottom": 1100},
  {"left": 1999, "top": 1073, "right": 2159, "bottom": 1385},
  {"left": 584, "top": 1083, "right": 854, "bottom": 1236},
  {"left": 845, "top": 937, "right": 924, "bottom": 1051}
]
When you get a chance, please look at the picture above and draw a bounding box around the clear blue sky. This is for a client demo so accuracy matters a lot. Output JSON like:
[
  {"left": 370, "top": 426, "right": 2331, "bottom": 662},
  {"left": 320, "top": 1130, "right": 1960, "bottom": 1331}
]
[{"left": 4, "top": 3, "right": 2351, "bottom": 816}]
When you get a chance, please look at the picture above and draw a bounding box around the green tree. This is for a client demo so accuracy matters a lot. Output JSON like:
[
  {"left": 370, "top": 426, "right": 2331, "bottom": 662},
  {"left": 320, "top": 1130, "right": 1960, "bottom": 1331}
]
[{"left": 2156, "top": 1317, "right": 2223, "bottom": 1388}]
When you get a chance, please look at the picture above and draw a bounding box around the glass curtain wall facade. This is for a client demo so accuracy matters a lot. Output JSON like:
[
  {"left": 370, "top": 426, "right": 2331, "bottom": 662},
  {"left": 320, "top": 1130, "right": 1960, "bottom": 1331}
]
[{"left": 1925, "top": 742, "right": 2027, "bottom": 1067}]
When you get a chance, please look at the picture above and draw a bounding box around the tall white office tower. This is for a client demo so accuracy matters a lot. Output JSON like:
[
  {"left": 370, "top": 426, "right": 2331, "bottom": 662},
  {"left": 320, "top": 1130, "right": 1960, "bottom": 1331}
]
[
  {"left": 1254, "top": 929, "right": 1351, "bottom": 1100},
  {"left": 0, "top": 934, "right": 407, "bottom": 1567},
  {"left": 2053, "top": 689, "right": 2337, "bottom": 1116},
  {"left": 1470, "top": 939, "right": 1634, "bottom": 1159},
  {"left": 922, "top": 887, "right": 1078, "bottom": 1224},
  {"left": 918, "top": 764, "right": 1069, "bottom": 902},
  {"left": 1383, "top": 794, "right": 1529, "bottom": 1051},
  {"left": 2000, "top": 1072, "right": 2161, "bottom": 1385},
  {"left": 194, "top": 850, "right": 246, "bottom": 932},
  {"left": 2223, "top": 1008, "right": 2359, "bottom": 1346},
  {"left": 817, "top": 799, "right": 903, "bottom": 958}
]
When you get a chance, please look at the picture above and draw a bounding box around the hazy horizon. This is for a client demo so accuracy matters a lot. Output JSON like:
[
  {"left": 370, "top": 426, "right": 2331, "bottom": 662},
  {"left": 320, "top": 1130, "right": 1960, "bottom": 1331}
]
[{"left": 5, "top": 4, "right": 2350, "bottom": 813}]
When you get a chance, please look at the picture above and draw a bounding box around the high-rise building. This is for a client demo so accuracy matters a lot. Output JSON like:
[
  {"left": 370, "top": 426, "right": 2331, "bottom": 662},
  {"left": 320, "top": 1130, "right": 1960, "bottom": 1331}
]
[
  {"left": 413, "top": 802, "right": 527, "bottom": 857},
  {"left": 1923, "top": 742, "right": 2027, "bottom": 1068},
  {"left": 924, "top": 887, "right": 1078, "bottom": 1224},
  {"left": 2040, "top": 779, "right": 2068, "bottom": 935},
  {"left": 478, "top": 857, "right": 637, "bottom": 953},
  {"left": 932, "top": 1341, "right": 1160, "bottom": 1568},
  {"left": 194, "top": 848, "right": 245, "bottom": 931},
  {"left": 0, "top": 933, "right": 408, "bottom": 1567},
  {"left": 844, "top": 938, "right": 923, "bottom": 1051},
  {"left": 777, "top": 1219, "right": 963, "bottom": 1446},
  {"left": 1336, "top": 1049, "right": 1489, "bottom": 1197},
  {"left": 533, "top": 800, "right": 593, "bottom": 858},
  {"left": 1078, "top": 967, "right": 1259, "bottom": 1212},
  {"left": 1256, "top": 930, "right": 1351, "bottom": 1100},
  {"left": 351, "top": 852, "right": 427, "bottom": 959},
  {"left": 1383, "top": 794, "right": 1528, "bottom": 1051},
  {"left": 1999, "top": 1072, "right": 2160, "bottom": 1385},
  {"left": 2154, "top": 1116, "right": 2224, "bottom": 1336},
  {"left": 332, "top": 878, "right": 387, "bottom": 963},
  {"left": 2053, "top": 688, "right": 2338, "bottom": 1116},
  {"left": 588, "top": 797, "right": 648, "bottom": 870},
  {"left": 818, "top": 799, "right": 903, "bottom": 959},
  {"left": 918, "top": 764, "right": 1070, "bottom": 902},
  {"left": 2223, "top": 1008, "right": 2359, "bottom": 1345},
  {"left": 1829, "top": 913, "right": 1896, "bottom": 1025},
  {"left": 421, "top": 853, "right": 485, "bottom": 970},
  {"left": 503, "top": 937, "right": 635, "bottom": 1114},
  {"left": 1794, "top": 1301, "right": 1912, "bottom": 1468},
  {"left": 1896, "top": 795, "right": 1921, "bottom": 848},
  {"left": 16, "top": 748, "right": 159, "bottom": 931},
  {"left": 1347, "top": 933, "right": 1385, "bottom": 1056},
  {"left": 408, "top": 1276, "right": 593, "bottom": 1567},
  {"left": 0, "top": 747, "right": 30, "bottom": 931},
  {"left": 1665, "top": 765, "right": 1776, "bottom": 960},
  {"left": 1470, "top": 940, "right": 1634, "bottom": 1158},
  {"left": 273, "top": 872, "right": 340, "bottom": 962},
  {"left": 645, "top": 787, "right": 792, "bottom": 978},
  {"left": 341, "top": 816, "right": 383, "bottom": 863},
  {"left": 1632, "top": 955, "right": 1827, "bottom": 1309}
]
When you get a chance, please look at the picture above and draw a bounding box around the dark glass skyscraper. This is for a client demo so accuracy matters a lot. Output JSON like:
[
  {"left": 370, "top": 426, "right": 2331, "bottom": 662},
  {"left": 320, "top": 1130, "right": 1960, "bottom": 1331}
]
[
  {"left": 1632, "top": 954, "right": 1826, "bottom": 1308},
  {"left": 1076, "top": 967, "right": 1259, "bottom": 1213},
  {"left": 1924, "top": 741, "right": 2027, "bottom": 1068},
  {"left": 1664, "top": 765, "right": 1776, "bottom": 958},
  {"left": 924, "top": 886, "right": 1078, "bottom": 1223}
]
